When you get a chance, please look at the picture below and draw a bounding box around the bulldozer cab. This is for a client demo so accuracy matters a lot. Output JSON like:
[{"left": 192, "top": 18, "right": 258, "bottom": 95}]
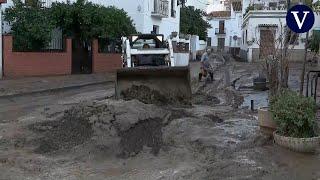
[
  {"left": 122, "top": 34, "right": 174, "bottom": 67},
  {"left": 117, "top": 34, "right": 191, "bottom": 105},
  {"left": 129, "top": 34, "right": 165, "bottom": 49},
  {"left": 130, "top": 34, "right": 168, "bottom": 67}
]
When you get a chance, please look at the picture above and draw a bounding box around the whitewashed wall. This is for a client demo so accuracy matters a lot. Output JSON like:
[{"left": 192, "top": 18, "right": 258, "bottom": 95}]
[
  {"left": 239, "top": 10, "right": 320, "bottom": 62},
  {"left": 100, "top": 0, "right": 180, "bottom": 38},
  {"left": 185, "top": 0, "right": 209, "bottom": 11},
  {"left": 2, "top": 0, "right": 181, "bottom": 39},
  {"left": 207, "top": 6, "right": 242, "bottom": 49},
  {"left": 241, "top": 11, "right": 308, "bottom": 51}
]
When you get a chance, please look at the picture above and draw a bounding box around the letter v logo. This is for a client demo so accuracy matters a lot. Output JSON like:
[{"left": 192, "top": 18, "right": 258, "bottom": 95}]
[
  {"left": 287, "top": 5, "right": 315, "bottom": 33},
  {"left": 291, "top": 11, "right": 309, "bottom": 29}
]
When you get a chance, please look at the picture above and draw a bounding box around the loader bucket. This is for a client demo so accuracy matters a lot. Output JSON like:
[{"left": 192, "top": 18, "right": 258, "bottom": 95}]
[{"left": 115, "top": 66, "right": 192, "bottom": 106}]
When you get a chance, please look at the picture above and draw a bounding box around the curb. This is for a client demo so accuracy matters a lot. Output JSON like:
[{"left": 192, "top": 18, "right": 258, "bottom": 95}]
[{"left": 0, "top": 80, "right": 114, "bottom": 99}]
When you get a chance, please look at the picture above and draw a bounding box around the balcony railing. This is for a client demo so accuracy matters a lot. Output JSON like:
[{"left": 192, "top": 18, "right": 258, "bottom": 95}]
[
  {"left": 215, "top": 28, "right": 226, "bottom": 35},
  {"left": 152, "top": 0, "right": 169, "bottom": 18},
  {"left": 243, "top": 1, "right": 287, "bottom": 17}
]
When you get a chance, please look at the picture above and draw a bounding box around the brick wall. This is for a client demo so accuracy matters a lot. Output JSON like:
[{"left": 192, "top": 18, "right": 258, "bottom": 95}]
[
  {"left": 92, "top": 39, "right": 122, "bottom": 73},
  {"left": 3, "top": 35, "right": 72, "bottom": 78}
]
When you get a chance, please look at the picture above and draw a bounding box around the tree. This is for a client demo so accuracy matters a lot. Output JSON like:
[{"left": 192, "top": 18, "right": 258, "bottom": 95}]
[
  {"left": 4, "top": 0, "right": 55, "bottom": 51},
  {"left": 309, "top": 30, "right": 320, "bottom": 56},
  {"left": 255, "top": 20, "right": 298, "bottom": 97},
  {"left": 50, "top": 0, "right": 136, "bottom": 42},
  {"left": 180, "top": 6, "right": 211, "bottom": 40},
  {"left": 4, "top": 0, "right": 137, "bottom": 50}
]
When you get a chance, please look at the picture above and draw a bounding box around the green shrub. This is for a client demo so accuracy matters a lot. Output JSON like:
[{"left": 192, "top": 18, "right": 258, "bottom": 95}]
[{"left": 270, "top": 90, "right": 318, "bottom": 138}]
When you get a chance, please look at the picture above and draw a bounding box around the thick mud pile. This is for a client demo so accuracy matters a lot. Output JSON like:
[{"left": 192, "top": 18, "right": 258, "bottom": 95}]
[
  {"left": 29, "top": 99, "right": 169, "bottom": 157},
  {"left": 121, "top": 85, "right": 191, "bottom": 106},
  {"left": 121, "top": 85, "right": 170, "bottom": 105},
  {"left": 30, "top": 107, "right": 93, "bottom": 153},
  {"left": 119, "top": 118, "right": 163, "bottom": 157}
]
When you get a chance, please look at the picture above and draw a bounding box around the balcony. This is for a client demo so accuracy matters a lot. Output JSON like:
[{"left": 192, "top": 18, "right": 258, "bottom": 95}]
[
  {"left": 243, "top": 1, "right": 287, "bottom": 17},
  {"left": 215, "top": 28, "right": 226, "bottom": 35},
  {"left": 152, "top": 0, "right": 169, "bottom": 18}
]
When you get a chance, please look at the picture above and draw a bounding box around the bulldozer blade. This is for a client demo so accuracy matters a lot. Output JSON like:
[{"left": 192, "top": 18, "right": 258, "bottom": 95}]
[{"left": 115, "top": 66, "right": 192, "bottom": 105}]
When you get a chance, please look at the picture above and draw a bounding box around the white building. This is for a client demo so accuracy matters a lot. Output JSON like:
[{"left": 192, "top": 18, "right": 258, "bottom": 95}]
[
  {"left": 207, "top": 0, "right": 230, "bottom": 13},
  {"left": 2, "top": 0, "right": 182, "bottom": 39},
  {"left": 240, "top": 0, "right": 320, "bottom": 62},
  {"left": 206, "top": 0, "right": 242, "bottom": 53},
  {"left": 185, "top": 0, "right": 210, "bottom": 11},
  {"left": 102, "top": 0, "right": 181, "bottom": 38}
]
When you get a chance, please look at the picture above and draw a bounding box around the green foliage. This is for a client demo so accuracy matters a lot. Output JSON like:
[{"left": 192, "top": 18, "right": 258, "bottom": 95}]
[
  {"left": 243, "top": 5, "right": 254, "bottom": 17},
  {"left": 270, "top": 90, "right": 318, "bottom": 138},
  {"left": 4, "top": 0, "right": 55, "bottom": 51},
  {"left": 309, "top": 30, "right": 320, "bottom": 54},
  {"left": 4, "top": 0, "right": 136, "bottom": 51},
  {"left": 50, "top": 0, "right": 136, "bottom": 42},
  {"left": 180, "top": 6, "right": 211, "bottom": 40}
]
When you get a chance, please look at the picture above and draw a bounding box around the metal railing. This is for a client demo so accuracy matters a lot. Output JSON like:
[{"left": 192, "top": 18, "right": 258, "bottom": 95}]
[
  {"left": 250, "top": 2, "right": 287, "bottom": 11},
  {"left": 215, "top": 28, "right": 226, "bottom": 35},
  {"left": 152, "top": 0, "right": 169, "bottom": 18}
]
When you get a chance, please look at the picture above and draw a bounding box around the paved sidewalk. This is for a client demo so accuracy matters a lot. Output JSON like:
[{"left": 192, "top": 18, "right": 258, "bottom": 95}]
[{"left": 0, "top": 73, "right": 115, "bottom": 97}]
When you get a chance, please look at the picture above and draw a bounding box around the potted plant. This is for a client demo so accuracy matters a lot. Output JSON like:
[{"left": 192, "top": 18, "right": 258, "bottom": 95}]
[
  {"left": 271, "top": 90, "right": 320, "bottom": 153},
  {"left": 172, "top": 31, "right": 178, "bottom": 38},
  {"left": 256, "top": 22, "right": 298, "bottom": 135}
]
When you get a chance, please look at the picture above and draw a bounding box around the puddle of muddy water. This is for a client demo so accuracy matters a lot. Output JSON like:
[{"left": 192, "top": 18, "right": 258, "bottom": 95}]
[{"left": 241, "top": 90, "right": 269, "bottom": 109}]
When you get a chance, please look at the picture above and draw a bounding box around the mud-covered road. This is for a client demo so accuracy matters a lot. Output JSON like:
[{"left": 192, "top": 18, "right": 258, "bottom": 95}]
[{"left": 0, "top": 57, "right": 320, "bottom": 180}]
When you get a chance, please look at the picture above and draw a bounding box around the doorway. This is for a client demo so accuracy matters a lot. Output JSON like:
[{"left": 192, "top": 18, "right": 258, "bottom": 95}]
[
  {"left": 219, "top": 20, "right": 225, "bottom": 34},
  {"left": 207, "top": 37, "right": 212, "bottom": 47},
  {"left": 259, "top": 29, "right": 275, "bottom": 58},
  {"left": 218, "top": 38, "right": 225, "bottom": 52},
  {"left": 72, "top": 39, "right": 92, "bottom": 74}
]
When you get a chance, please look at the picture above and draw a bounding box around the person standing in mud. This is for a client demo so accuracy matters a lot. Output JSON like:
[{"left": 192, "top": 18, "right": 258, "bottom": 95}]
[{"left": 199, "top": 48, "right": 214, "bottom": 82}]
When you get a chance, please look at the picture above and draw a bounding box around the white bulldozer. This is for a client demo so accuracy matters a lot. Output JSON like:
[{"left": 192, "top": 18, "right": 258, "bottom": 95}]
[{"left": 115, "top": 34, "right": 192, "bottom": 105}]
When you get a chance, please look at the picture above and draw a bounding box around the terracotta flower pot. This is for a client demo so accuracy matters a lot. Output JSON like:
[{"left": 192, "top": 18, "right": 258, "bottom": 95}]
[
  {"left": 274, "top": 131, "right": 320, "bottom": 153},
  {"left": 258, "top": 107, "right": 276, "bottom": 135}
]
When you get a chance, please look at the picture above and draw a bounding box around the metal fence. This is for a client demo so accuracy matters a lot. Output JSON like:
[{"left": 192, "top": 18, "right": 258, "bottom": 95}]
[{"left": 47, "top": 28, "right": 64, "bottom": 50}]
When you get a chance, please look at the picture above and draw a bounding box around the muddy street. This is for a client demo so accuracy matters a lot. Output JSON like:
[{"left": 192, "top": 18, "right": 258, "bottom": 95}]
[{"left": 0, "top": 58, "right": 320, "bottom": 180}]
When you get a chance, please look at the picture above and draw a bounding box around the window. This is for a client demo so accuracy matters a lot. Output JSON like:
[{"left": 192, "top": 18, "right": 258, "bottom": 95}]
[
  {"left": 242, "top": 31, "right": 245, "bottom": 44},
  {"left": 207, "top": 37, "right": 212, "bottom": 47},
  {"left": 152, "top": 25, "right": 159, "bottom": 34},
  {"left": 245, "top": 30, "right": 248, "bottom": 42},
  {"left": 219, "top": 20, "right": 225, "bottom": 34}
]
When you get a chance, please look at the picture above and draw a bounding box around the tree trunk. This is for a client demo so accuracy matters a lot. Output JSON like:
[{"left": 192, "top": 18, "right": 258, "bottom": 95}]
[{"left": 300, "top": 31, "right": 309, "bottom": 95}]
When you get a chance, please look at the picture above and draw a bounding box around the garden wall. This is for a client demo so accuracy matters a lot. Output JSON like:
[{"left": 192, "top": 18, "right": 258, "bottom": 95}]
[
  {"left": 92, "top": 39, "right": 122, "bottom": 73},
  {"left": 3, "top": 35, "right": 72, "bottom": 78}
]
